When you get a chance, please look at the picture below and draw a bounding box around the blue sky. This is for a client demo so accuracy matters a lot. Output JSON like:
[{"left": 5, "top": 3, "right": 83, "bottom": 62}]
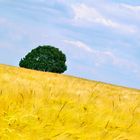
[{"left": 0, "top": 0, "right": 140, "bottom": 89}]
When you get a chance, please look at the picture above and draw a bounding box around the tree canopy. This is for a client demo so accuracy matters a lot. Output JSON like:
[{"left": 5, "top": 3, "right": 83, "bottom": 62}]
[{"left": 19, "top": 45, "right": 67, "bottom": 73}]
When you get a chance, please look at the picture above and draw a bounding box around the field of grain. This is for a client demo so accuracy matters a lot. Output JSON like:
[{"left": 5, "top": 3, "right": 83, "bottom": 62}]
[{"left": 0, "top": 64, "right": 140, "bottom": 140}]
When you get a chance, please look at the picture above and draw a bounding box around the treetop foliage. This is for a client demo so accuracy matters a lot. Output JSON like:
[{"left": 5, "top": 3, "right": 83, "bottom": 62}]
[{"left": 19, "top": 45, "right": 67, "bottom": 73}]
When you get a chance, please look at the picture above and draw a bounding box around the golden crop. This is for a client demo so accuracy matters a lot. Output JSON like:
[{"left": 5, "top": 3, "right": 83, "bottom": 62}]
[{"left": 0, "top": 64, "right": 140, "bottom": 140}]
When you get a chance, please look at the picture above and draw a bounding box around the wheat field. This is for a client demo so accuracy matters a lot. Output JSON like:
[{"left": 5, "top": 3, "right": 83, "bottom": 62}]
[{"left": 0, "top": 64, "right": 140, "bottom": 140}]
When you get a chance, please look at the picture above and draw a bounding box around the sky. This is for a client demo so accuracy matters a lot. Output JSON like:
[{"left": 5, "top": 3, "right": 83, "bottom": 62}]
[{"left": 0, "top": 0, "right": 140, "bottom": 89}]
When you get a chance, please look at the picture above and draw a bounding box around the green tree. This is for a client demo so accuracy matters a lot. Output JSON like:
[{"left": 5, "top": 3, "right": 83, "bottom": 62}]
[{"left": 19, "top": 45, "right": 67, "bottom": 73}]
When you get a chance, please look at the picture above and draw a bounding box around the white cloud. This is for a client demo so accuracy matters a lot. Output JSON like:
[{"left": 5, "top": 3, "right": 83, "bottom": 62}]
[
  {"left": 72, "top": 3, "right": 136, "bottom": 33},
  {"left": 120, "top": 4, "right": 140, "bottom": 12},
  {"left": 64, "top": 39, "right": 93, "bottom": 52},
  {"left": 64, "top": 39, "right": 140, "bottom": 74}
]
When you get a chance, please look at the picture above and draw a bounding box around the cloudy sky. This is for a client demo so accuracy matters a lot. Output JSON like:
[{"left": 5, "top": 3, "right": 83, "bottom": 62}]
[{"left": 0, "top": 0, "right": 140, "bottom": 89}]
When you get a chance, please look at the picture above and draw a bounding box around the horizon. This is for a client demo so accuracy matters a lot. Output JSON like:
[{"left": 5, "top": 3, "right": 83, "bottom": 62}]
[{"left": 0, "top": 0, "right": 140, "bottom": 89}]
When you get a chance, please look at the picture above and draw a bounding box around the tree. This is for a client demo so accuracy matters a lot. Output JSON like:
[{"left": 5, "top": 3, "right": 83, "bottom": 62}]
[{"left": 19, "top": 45, "right": 67, "bottom": 73}]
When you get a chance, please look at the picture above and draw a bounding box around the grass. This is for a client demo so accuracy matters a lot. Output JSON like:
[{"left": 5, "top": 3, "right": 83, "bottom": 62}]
[{"left": 0, "top": 64, "right": 140, "bottom": 140}]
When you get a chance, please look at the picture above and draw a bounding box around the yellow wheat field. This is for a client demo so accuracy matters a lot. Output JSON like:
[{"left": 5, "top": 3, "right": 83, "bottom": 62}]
[{"left": 0, "top": 64, "right": 140, "bottom": 140}]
